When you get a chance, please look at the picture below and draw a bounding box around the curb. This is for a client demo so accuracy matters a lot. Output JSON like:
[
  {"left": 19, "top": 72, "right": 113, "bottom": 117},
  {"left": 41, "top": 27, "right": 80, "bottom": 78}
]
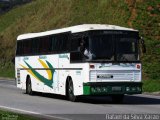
[{"left": 143, "top": 92, "right": 160, "bottom": 96}]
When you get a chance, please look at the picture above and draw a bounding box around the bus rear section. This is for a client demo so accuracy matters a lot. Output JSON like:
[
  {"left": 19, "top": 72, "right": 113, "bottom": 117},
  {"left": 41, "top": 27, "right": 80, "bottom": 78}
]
[{"left": 83, "top": 63, "right": 142, "bottom": 95}]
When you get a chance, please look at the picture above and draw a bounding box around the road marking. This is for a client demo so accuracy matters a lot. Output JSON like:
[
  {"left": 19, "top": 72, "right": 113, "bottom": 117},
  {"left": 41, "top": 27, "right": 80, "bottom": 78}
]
[
  {"left": 0, "top": 105, "right": 72, "bottom": 120},
  {"left": 0, "top": 79, "right": 14, "bottom": 82}
]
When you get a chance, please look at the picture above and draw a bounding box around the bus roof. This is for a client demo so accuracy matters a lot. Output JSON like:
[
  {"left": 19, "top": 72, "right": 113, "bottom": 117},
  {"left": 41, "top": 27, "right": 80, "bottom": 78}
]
[{"left": 17, "top": 24, "right": 138, "bottom": 40}]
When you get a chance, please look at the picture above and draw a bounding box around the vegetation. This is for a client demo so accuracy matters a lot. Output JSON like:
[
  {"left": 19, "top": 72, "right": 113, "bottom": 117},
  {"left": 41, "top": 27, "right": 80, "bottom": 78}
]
[
  {"left": 143, "top": 80, "right": 160, "bottom": 92},
  {"left": 133, "top": 0, "right": 160, "bottom": 80},
  {"left": 0, "top": 0, "right": 159, "bottom": 92},
  {"left": 0, "top": 110, "right": 38, "bottom": 120}
]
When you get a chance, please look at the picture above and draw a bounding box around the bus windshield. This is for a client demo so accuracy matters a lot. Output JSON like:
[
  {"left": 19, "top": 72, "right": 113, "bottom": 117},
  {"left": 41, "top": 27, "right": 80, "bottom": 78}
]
[{"left": 88, "top": 31, "right": 139, "bottom": 62}]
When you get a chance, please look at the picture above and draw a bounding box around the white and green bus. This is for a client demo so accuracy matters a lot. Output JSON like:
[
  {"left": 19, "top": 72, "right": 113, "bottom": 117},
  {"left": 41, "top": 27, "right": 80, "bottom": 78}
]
[{"left": 15, "top": 24, "right": 145, "bottom": 102}]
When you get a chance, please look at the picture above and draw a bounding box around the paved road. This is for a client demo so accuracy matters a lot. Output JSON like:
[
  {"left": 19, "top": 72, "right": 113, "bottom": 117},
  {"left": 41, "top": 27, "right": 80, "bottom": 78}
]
[{"left": 0, "top": 79, "right": 160, "bottom": 120}]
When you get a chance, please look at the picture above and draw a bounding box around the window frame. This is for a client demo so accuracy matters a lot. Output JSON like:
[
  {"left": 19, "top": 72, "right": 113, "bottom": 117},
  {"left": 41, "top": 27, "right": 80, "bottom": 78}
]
[{"left": 16, "top": 32, "right": 71, "bottom": 56}]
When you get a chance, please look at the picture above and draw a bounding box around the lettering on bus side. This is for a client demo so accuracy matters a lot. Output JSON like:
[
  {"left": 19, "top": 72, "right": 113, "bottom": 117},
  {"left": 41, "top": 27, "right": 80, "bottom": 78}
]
[
  {"left": 23, "top": 56, "right": 29, "bottom": 61},
  {"left": 76, "top": 71, "right": 81, "bottom": 75},
  {"left": 39, "top": 55, "right": 47, "bottom": 59},
  {"left": 59, "top": 54, "right": 69, "bottom": 59}
]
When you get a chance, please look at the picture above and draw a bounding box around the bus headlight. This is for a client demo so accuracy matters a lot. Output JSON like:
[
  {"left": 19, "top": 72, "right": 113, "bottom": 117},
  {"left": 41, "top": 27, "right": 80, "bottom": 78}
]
[
  {"left": 96, "top": 87, "right": 101, "bottom": 92},
  {"left": 91, "top": 87, "right": 96, "bottom": 93},
  {"left": 131, "top": 87, "right": 136, "bottom": 91},
  {"left": 137, "top": 87, "right": 141, "bottom": 91}
]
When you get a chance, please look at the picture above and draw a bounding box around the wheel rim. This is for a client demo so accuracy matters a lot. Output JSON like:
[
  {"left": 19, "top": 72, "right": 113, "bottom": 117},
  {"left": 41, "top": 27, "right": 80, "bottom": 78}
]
[
  {"left": 28, "top": 82, "right": 31, "bottom": 94},
  {"left": 26, "top": 79, "right": 32, "bottom": 94}
]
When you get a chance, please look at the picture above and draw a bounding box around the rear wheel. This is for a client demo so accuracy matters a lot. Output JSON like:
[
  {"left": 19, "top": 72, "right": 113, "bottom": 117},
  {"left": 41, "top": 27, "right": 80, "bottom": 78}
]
[
  {"left": 26, "top": 77, "right": 33, "bottom": 95},
  {"left": 67, "top": 80, "right": 77, "bottom": 102}
]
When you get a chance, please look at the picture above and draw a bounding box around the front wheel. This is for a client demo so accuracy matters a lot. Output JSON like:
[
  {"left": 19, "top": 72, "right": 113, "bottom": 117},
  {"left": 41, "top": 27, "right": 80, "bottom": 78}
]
[{"left": 67, "top": 80, "right": 77, "bottom": 102}]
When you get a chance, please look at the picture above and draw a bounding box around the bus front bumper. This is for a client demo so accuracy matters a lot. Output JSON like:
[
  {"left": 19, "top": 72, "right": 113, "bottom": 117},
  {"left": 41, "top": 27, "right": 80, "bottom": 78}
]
[{"left": 83, "top": 82, "right": 142, "bottom": 95}]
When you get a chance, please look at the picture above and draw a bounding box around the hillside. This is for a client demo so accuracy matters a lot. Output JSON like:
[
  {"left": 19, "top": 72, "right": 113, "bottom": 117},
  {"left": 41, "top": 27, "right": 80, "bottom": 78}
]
[{"left": 0, "top": 0, "right": 160, "bottom": 91}]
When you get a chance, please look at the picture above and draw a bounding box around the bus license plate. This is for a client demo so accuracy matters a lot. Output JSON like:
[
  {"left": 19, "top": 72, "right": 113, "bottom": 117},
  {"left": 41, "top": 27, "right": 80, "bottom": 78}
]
[{"left": 112, "top": 86, "right": 121, "bottom": 91}]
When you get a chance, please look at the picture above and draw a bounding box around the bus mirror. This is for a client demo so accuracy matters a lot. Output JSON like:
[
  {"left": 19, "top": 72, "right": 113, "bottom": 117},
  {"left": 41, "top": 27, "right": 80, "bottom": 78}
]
[
  {"left": 140, "top": 37, "right": 146, "bottom": 53},
  {"left": 70, "top": 51, "right": 83, "bottom": 62}
]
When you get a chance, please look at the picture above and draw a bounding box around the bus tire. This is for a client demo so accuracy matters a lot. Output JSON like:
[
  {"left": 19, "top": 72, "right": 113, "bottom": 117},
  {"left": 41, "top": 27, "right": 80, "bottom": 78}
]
[
  {"left": 111, "top": 94, "right": 124, "bottom": 103},
  {"left": 67, "top": 79, "right": 77, "bottom": 102},
  {"left": 26, "top": 77, "right": 33, "bottom": 95}
]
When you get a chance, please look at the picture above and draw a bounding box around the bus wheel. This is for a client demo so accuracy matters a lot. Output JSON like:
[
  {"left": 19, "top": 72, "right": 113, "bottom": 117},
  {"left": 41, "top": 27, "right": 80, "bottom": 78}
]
[
  {"left": 26, "top": 77, "right": 33, "bottom": 95},
  {"left": 67, "top": 80, "right": 77, "bottom": 102},
  {"left": 111, "top": 94, "right": 124, "bottom": 103}
]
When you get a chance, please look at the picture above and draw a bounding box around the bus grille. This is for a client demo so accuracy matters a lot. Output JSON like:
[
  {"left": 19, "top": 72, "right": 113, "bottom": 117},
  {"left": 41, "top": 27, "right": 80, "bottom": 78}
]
[{"left": 89, "top": 70, "right": 141, "bottom": 81}]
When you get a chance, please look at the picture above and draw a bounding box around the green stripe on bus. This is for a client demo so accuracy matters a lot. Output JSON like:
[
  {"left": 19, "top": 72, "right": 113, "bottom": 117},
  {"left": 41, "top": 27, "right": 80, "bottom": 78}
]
[{"left": 83, "top": 86, "right": 91, "bottom": 95}]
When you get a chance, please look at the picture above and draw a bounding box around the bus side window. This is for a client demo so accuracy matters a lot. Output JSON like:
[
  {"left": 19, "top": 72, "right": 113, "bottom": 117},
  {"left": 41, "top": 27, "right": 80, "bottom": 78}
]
[
  {"left": 71, "top": 37, "right": 80, "bottom": 52},
  {"left": 59, "top": 34, "right": 69, "bottom": 52},
  {"left": 20, "top": 41, "right": 24, "bottom": 55},
  {"left": 51, "top": 33, "right": 70, "bottom": 54},
  {"left": 16, "top": 41, "right": 22, "bottom": 56},
  {"left": 60, "top": 34, "right": 68, "bottom": 52},
  {"left": 51, "top": 35, "right": 58, "bottom": 53},
  {"left": 23, "top": 40, "right": 31, "bottom": 55},
  {"left": 39, "top": 36, "right": 51, "bottom": 54},
  {"left": 31, "top": 38, "right": 39, "bottom": 55},
  {"left": 70, "top": 37, "right": 85, "bottom": 62}
]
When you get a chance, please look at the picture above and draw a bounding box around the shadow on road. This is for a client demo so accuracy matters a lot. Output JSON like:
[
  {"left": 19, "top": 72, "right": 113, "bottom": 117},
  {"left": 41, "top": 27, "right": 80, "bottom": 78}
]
[
  {"left": 81, "top": 95, "right": 160, "bottom": 105},
  {"left": 79, "top": 95, "right": 160, "bottom": 105},
  {"left": 26, "top": 92, "right": 160, "bottom": 105},
  {"left": 123, "top": 95, "right": 160, "bottom": 105}
]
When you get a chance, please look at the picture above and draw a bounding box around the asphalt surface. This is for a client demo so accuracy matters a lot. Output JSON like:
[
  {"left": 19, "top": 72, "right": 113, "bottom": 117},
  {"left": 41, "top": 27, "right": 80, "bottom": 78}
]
[{"left": 0, "top": 79, "right": 160, "bottom": 120}]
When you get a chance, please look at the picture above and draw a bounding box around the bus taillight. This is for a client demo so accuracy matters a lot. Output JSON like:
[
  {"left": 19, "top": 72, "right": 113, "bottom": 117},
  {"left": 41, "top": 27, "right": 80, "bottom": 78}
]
[
  {"left": 90, "top": 64, "right": 95, "bottom": 69},
  {"left": 136, "top": 64, "right": 141, "bottom": 69}
]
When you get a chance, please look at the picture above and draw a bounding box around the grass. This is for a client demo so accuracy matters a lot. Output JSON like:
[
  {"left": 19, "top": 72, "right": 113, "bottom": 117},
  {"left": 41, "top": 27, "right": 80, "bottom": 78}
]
[
  {"left": 0, "top": 62, "right": 14, "bottom": 78},
  {"left": 143, "top": 80, "right": 160, "bottom": 92},
  {"left": 0, "top": 67, "right": 14, "bottom": 78},
  {"left": 133, "top": 0, "right": 160, "bottom": 80},
  {"left": 0, "top": 0, "right": 130, "bottom": 77},
  {"left": 0, "top": 110, "right": 38, "bottom": 120}
]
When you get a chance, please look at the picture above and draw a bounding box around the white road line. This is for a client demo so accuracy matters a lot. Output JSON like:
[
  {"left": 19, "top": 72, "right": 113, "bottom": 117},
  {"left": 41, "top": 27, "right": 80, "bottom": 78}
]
[
  {"left": 0, "top": 105, "right": 72, "bottom": 120},
  {"left": 0, "top": 79, "right": 14, "bottom": 82}
]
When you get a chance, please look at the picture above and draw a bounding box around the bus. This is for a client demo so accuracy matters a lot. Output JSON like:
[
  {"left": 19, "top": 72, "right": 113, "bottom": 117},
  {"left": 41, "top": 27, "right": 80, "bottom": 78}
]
[{"left": 15, "top": 24, "right": 146, "bottom": 102}]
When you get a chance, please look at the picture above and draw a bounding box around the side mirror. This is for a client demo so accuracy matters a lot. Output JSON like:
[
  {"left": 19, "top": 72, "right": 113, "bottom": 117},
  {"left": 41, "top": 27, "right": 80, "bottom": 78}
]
[{"left": 140, "top": 37, "right": 146, "bottom": 53}]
